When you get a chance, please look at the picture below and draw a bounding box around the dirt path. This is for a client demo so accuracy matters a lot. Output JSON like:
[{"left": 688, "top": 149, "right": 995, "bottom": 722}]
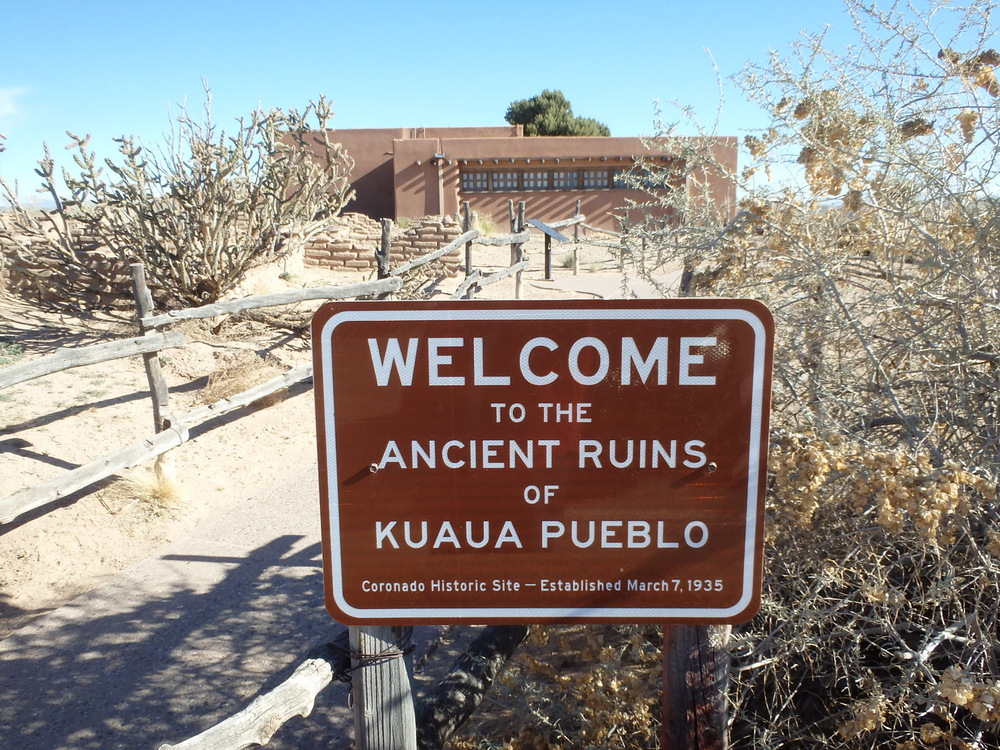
[{"left": 1, "top": 237, "right": 669, "bottom": 639}]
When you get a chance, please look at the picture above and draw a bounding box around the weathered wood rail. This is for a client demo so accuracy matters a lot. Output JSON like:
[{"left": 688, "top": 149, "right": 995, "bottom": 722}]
[
  {"left": 140, "top": 278, "right": 402, "bottom": 329},
  {"left": 0, "top": 364, "right": 313, "bottom": 524},
  {"left": 158, "top": 625, "right": 530, "bottom": 750},
  {"left": 0, "top": 331, "right": 187, "bottom": 390}
]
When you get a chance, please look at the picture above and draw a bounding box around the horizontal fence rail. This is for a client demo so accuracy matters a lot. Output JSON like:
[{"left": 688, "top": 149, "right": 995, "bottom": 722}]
[
  {"left": 0, "top": 364, "right": 314, "bottom": 524},
  {"left": 388, "top": 230, "right": 478, "bottom": 277},
  {"left": 141, "top": 278, "right": 403, "bottom": 329},
  {"left": 0, "top": 331, "right": 186, "bottom": 390},
  {"left": 452, "top": 261, "right": 530, "bottom": 300}
]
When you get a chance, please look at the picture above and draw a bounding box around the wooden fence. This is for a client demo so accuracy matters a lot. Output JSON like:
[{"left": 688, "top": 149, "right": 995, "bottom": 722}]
[
  {"left": 0, "top": 269, "right": 401, "bottom": 525},
  {"left": 0, "top": 203, "right": 605, "bottom": 527}
]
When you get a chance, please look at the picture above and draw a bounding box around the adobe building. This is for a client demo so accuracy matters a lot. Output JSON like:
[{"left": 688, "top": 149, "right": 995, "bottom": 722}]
[{"left": 312, "top": 126, "right": 737, "bottom": 231}]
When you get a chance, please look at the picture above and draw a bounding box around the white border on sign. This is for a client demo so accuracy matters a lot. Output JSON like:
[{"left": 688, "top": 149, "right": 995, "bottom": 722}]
[{"left": 319, "top": 306, "right": 769, "bottom": 621}]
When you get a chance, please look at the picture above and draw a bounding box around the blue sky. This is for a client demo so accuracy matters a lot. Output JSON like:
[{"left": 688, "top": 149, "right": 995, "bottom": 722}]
[{"left": 1, "top": 0, "right": 865, "bottom": 201}]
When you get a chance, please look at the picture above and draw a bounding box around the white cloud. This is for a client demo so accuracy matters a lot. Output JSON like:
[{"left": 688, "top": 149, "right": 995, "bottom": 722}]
[{"left": 0, "top": 87, "right": 28, "bottom": 123}]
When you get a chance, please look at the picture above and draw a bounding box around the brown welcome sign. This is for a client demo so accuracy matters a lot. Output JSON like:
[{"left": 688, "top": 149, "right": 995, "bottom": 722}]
[{"left": 313, "top": 300, "right": 773, "bottom": 624}]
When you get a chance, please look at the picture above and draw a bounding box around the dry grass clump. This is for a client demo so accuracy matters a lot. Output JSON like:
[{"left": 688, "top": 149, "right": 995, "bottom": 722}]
[
  {"left": 98, "top": 466, "right": 186, "bottom": 520},
  {"left": 199, "top": 349, "right": 284, "bottom": 406}
]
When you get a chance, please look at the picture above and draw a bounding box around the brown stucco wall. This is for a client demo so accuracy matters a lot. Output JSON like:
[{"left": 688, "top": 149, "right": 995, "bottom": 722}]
[
  {"left": 419, "top": 126, "right": 522, "bottom": 139},
  {"left": 331, "top": 128, "right": 409, "bottom": 219},
  {"left": 318, "top": 128, "right": 737, "bottom": 232},
  {"left": 392, "top": 135, "right": 732, "bottom": 229},
  {"left": 392, "top": 138, "right": 443, "bottom": 219},
  {"left": 331, "top": 126, "right": 522, "bottom": 220}
]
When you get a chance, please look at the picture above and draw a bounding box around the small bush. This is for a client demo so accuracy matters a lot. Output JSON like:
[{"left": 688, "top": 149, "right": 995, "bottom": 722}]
[
  {"left": 0, "top": 340, "right": 24, "bottom": 366},
  {"left": 473, "top": 212, "right": 496, "bottom": 236}
]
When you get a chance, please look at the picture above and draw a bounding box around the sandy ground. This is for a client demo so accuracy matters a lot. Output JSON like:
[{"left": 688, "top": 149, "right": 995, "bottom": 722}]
[{"left": 0, "top": 237, "right": 678, "bottom": 639}]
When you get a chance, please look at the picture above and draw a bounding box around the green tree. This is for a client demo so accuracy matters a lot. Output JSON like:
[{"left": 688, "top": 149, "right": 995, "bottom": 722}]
[{"left": 504, "top": 89, "right": 610, "bottom": 136}]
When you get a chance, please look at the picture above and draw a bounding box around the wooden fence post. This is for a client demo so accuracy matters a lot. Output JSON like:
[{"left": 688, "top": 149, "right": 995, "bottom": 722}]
[
  {"left": 350, "top": 625, "right": 417, "bottom": 750},
  {"left": 130, "top": 262, "right": 176, "bottom": 484},
  {"left": 513, "top": 200, "right": 526, "bottom": 299},
  {"left": 462, "top": 201, "right": 473, "bottom": 277},
  {"left": 618, "top": 216, "right": 628, "bottom": 272},
  {"left": 573, "top": 199, "right": 581, "bottom": 276},
  {"left": 377, "top": 219, "right": 392, "bottom": 280},
  {"left": 661, "top": 624, "right": 731, "bottom": 750},
  {"left": 543, "top": 233, "right": 553, "bottom": 281}
]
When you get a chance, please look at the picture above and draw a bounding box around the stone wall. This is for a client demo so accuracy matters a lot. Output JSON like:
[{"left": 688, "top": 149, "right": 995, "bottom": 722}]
[
  {"left": 0, "top": 219, "right": 132, "bottom": 307},
  {"left": 0, "top": 213, "right": 464, "bottom": 307},
  {"left": 302, "top": 212, "right": 463, "bottom": 273}
]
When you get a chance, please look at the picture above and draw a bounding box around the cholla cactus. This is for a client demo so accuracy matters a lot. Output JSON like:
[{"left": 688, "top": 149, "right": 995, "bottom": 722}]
[{"left": 0, "top": 86, "right": 354, "bottom": 308}]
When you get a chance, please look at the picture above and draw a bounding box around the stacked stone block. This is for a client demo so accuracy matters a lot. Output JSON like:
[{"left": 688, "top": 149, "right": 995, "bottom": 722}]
[
  {"left": 302, "top": 213, "right": 463, "bottom": 273},
  {"left": 0, "top": 222, "right": 133, "bottom": 307}
]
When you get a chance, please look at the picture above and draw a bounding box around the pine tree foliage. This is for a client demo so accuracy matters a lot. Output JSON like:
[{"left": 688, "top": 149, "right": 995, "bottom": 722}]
[{"left": 505, "top": 89, "right": 611, "bottom": 137}]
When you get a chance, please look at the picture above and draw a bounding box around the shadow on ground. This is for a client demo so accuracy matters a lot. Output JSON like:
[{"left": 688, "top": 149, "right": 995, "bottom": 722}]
[{"left": 0, "top": 532, "right": 355, "bottom": 749}]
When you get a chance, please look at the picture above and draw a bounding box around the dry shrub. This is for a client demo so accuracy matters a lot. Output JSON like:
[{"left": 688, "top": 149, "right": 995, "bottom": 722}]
[
  {"left": 732, "top": 430, "right": 1000, "bottom": 748},
  {"left": 452, "top": 625, "right": 661, "bottom": 749},
  {"left": 199, "top": 349, "right": 284, "bottom": 407},
  {"left": 0, "top": 87, "right": 353, "bottom": 309},
  {"left": 601, "top": 1, "right": 1000, "bottom": 746}
]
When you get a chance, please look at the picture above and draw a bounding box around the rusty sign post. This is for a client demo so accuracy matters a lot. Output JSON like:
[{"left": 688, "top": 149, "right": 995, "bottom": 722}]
[{"left": 313, "top": 299, "right": 773, "bottom": 744}]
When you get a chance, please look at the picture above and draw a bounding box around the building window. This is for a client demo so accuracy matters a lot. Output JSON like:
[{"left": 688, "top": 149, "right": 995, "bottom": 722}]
[
  {"left": 582, "top": 169, "right": 609, "bottom": 189},
  {"left": 522, "top": 171, "right": 549, "bottom": 191},
  {"left": 551, "top": 170, "right": 579, "bottom": 189},
  {"left": 491, "top": 171, "right": 519, "bottom": 191},
  {"left": 458, "top": 165, "right": 654, "bottom": 193},
  {"left": 461, "top": 171, "right": 489, "bottom": 192},
  {"left": 612, "top": 168, "right": 632, "bottom": 189}
]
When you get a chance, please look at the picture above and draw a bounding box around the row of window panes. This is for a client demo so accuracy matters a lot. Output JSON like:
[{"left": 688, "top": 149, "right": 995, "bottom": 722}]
[{"left": 460, "top": 168, "right": 634, "bottom": 193}]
